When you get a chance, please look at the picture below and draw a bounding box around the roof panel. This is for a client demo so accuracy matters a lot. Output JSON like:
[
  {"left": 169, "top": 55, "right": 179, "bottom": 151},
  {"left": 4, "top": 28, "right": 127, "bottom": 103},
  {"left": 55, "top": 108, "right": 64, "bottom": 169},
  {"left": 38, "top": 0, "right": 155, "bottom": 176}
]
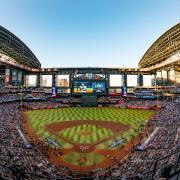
[{"left": 0, "top": 26, "right": 41, "bottom": 68}]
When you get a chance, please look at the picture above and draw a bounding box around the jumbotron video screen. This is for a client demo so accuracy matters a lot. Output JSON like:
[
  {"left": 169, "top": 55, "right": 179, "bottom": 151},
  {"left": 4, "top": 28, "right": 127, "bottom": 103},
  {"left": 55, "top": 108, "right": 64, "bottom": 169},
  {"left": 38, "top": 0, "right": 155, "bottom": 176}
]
[{"left": 73, "top": 81, "right": 106, "bottom": 94}]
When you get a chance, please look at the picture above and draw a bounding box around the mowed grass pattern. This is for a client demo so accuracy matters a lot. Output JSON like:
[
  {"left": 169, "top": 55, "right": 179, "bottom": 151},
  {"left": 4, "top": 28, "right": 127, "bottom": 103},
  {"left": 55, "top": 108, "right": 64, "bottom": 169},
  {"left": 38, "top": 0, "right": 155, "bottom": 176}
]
[
  {"left": 59, "top": 124, "right": 113, "bottom": 144},
  {"left": 62, "top": 152, "right": 105, "bottom": 166},
  {"left": 27, "top": 107, "right": 155, "bottom": 147}
]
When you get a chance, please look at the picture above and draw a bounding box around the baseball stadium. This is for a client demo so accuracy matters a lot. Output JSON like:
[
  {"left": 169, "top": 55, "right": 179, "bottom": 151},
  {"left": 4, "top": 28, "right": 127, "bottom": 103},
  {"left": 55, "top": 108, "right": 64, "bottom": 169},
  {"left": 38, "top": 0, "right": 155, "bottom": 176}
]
[{"left": 0, "top": 11, "right": 180, "bottom": 180}]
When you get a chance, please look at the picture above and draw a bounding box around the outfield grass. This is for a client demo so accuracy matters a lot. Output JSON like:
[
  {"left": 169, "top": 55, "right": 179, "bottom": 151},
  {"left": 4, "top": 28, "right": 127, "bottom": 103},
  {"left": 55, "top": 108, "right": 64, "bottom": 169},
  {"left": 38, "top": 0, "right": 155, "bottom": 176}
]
[
  {"left": 27, "top": 107, "right": 155, "bottom": 166},
  {"left": 28, "top": 107, "right": 154, "bottom": 147}
]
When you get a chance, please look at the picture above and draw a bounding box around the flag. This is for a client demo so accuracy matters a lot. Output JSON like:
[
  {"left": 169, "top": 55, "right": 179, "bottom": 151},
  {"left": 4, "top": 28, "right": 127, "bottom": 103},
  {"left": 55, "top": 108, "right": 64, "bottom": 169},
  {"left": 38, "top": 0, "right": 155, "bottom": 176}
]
[{"left": 52, "top": 86, "right": 56, "bottom": 97}]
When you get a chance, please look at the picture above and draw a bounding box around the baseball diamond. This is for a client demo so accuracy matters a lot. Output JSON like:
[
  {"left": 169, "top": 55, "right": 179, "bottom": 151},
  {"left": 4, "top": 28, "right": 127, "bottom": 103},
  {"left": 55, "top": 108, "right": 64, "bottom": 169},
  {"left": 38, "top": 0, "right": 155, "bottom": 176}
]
[{"left": 25, "top": 107, "right": 155, "bottom": 170}]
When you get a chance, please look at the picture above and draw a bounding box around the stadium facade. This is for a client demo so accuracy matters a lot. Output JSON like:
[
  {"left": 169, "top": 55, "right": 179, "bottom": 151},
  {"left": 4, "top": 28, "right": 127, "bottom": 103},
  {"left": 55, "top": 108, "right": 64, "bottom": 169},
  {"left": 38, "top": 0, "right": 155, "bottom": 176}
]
[{"left": 0, "top": 23, "right": 179, "bottom": 95}]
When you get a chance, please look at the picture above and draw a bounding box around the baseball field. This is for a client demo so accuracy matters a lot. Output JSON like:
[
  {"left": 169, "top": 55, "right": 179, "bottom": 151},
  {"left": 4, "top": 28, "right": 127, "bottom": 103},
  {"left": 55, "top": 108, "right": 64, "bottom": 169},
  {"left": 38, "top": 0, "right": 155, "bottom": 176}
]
[{"left": 26, "top": 107, "right": 154, "bottom": 170}]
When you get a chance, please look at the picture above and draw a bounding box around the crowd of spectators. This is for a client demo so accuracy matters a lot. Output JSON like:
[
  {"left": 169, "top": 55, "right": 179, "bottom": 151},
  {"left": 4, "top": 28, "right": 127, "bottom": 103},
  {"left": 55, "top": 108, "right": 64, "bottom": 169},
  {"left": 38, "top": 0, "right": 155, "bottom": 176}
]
[
  {"left": 0, "top": 103, "right": 75, "bottom": 179},
  {"left": 0, "top": 93, "right": 20, "bottom": 102},
  {"left": 92, "top": 100, "right": 180, "bottom": 179},
  {"left": 122, "top": 99, "right": 162, "bottom": 108},
  {"left": 22, "top": 101, "right": 70, "bottom": 109},
  {"left": 0, "top": 91, "right": 179, "bottom": 179}
]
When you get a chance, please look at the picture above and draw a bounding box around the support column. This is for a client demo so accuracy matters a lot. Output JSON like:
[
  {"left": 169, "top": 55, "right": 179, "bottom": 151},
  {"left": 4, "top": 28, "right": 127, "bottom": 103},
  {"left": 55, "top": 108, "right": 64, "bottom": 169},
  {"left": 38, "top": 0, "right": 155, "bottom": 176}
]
[
  {"left": 52, "top": 74, "right": 56, "bottom": 87},
  {"left": 138, "top": 74, "right": 143, "bottom": 86},
  {"left": 162, "top": 69, "right": 168, "bottom": 86},
  {"left": 156, "top": 71, "right": 162, "bottom": 86},
  {"left": 37, "top": 73, "right": 40, "bottom": 87},
  {"left": 122, "top": 74, "right": 127, "bottom": 87},
  {"left": 5, "top": 67, "right": 11, "bottom": 86},
  {"left": 168, "top": 68, "right": 175, "bottom": 86}
]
